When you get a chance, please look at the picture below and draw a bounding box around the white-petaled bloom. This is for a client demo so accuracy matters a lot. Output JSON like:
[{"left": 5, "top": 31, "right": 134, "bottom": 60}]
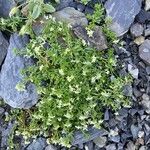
[
  {"left": 84, "top": 61, "right": 91, "bottom": 65},
  {"left": 96, "top": 73, "right": 101, "bottom": 80},
  {"left": 59, "top": 69, "right": 65, "bottom": 75},
  {"left": 87, "top": 29, "right": 94, "bottom": 37},
  {"left": 50, "top": 27, "right": 54, "bottom": 31},
  {"left": 74, "top": 84, "right": 81, "bottom": 94},
  {"left": 91, "top": 76, "right": 96, "bottom": 83},
  {"left": 67, "top": 23, "right": 72, "bottom": 29},
  {"left": 91, "top": 55, "right": 97, "bottom": 63},
  {"left": 67, "top": 75, "right": 74, "bottom": 82},
  {"left": 82, "top": 70, "right": 87, "bottom": 76},
  {"left": 48, "top": 15, "right": 52, "bottom": 19},
  {"left": 39, "top": 65, "right": 44, "bottom": 71},
  {"left": 69, "top": 85, "right": 74, "bottom": 92},
  {"left": 64, "top": 48, "right": 70, "bottom": 55},
  {"left": 82, "top": 39, "right": 86, "bottom": 46},
  {"left": 44, "top": 15, "right": 49, "bottom": 20}
]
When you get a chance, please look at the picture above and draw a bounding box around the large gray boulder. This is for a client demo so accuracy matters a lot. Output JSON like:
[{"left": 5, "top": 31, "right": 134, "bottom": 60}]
[
  {"left": 105, "top": 0, "right": 142, "bottom": 37},
  {"left": 0, "top": 33, "right": 38, "bottom": 109},
  {"left": 0, "top": 0, "right": 16, "bottom": 18},
  {"left": 0, "top": 32, "right": 8, "bottom": 66}
]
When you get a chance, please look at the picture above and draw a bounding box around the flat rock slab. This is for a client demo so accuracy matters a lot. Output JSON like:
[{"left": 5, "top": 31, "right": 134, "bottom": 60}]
[
  {"left": 73, "top": 25, "right": 108, "bottom": 50},
  {"left": 105, "top": 0, "right": 142, "bottom": 37},
  {"left": 139, "top": 40, "right": 150, "bottom": 65},
  {"left": 72, "top": 127, "right": 108, "bottom": 146},
  {"left": 0, "top": 0, "right": 16, "bottom": 18},
  {"left": 0, "top": 32, "right": 8, "bottom": 66},
  {"left": 52, "top": 7, "right": 88, "bottom": 27},
  {"left": 0, "top": 33, "right": 38, "bottom": 109}
]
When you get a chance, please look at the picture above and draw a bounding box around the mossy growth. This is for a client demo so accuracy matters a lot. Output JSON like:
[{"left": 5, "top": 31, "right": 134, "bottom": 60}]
[{"left": 0, "top": 2, "right": 131, "bottom": 148}]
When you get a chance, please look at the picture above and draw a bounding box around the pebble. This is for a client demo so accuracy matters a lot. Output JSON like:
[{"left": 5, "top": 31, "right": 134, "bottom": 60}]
[
  {"left": 106, "top": 144, "right": 116, "bottom": 150},
  {"left": 128, "top": 64, "right": 139, "bottom": 79},
  {"left": 77, "top": 3, "right": 85, "bottom": 12},
  {"left": 145, "top": 0, "right": 150, "bottom": 11},
  {"left": 93, "top": 136, "right": 107, "bottom": 148},
  {"left": 146, "top": 66, "right": 150, "bottom": 75},
  {"left": 0, "top": 107, "right": 5, "bottom": 114},
  {"left": 130, "top": 23, "right": 144, "bottom": 37},
  {"left": 126, "top": 141, "right": 136, "bottom": 150},
  {"left": 134, "top": 36, "right": 145, "bottom": 45},
  {"left": 45, "top": 144, "right": 57, "bottom": 150},
  {"left": 144, "top": 28, "right": 150, "bottom": 37},
  {"left": 130, "top": 124, "right": 140, "bottom": 139}
]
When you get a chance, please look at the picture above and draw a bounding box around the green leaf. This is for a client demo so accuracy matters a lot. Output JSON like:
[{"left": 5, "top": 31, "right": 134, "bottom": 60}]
[
  {"left": 43, "top": 4, "right": 55, "bottom": 13},
  {"left": 32, "top": 5, "right": 42, "bottom": 19}
]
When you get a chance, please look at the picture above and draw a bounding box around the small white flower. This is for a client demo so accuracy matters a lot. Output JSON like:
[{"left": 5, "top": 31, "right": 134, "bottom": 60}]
[
  {"left": 67, "top": 75, "right": 74, "bottom": 82},
  {"left": 44, "top": 15, "right": 49, "bottom": 20},
  {"left": 59, "top": 69, "right": 65, "bottom": 75},
  {"left": 91, "top": 76, "right": 96, "bottom": 83},
  {"left": 91, "top": 55, "right": 97, "bottom": 63},
  {"left": 86, "top": 97, "right": 93, "bottom": 100},
  {"left": 82, "top": 39, "right": 86, "bottom": 46},
  {"left": 87, "top": 29, "right": 94, "bottom": 37}
]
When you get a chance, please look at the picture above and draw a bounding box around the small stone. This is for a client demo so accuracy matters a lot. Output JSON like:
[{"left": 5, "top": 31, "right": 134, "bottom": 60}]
[
  {"left": 52, "top": 7, "right": 88, "bottom": 27},
  {"left": 104, "top": 109, "right": 109, "bottom": 121},
  {"left": 123, "top": 84, "right": 133, "bottom": 97},
  {"left": 109, "top": 135, "right": 120, "bottom": 143},
  {"left": 138, "top": 131, "right": 144, "bottom": 138},
  {"left": 56, "top": 0, "right": 73, "bottom": 10},
  {"left": 130, "top": 23, "right": 144, "bottom": 37},
  {"left": 106, "top": 144, "right": 116, "bottom": 150},
  {"left": 105, "top": 0, "right": 142, "bottom": 36},
  {"left": 130, "top": 124, "right": 140, "bottom": 139},
  {"left": 84, "top": 6, "right": 94, "bottom": 15},
  {"left": 93, "top": 136, "right": 107, "bottom": 148},
  {"left": 128, "top": 64, "right": 139, "bottom": 79},
  {"left": 126, "top": 141, "right": 136, "bottom": 150},
  {"left": 26, "top": 138, "right": 47, "bottom": 150},
  {"left": 45, "top": 144, "right": 57, "bottom": 150},
  {"left": 141, "top": 93, "right": 150, "bottom": 114},
  {"left": 144, "top": 28, "right": 150, "bottom": 37},
  {"left": 136, "top": 9, "right": 150, "bottom": 23},
  {"left": 146, "top": 66, "right": 150, "bottom": 75},
  {"left": 145, "top": 0, "right": 150, "bottom": 11},
  {"left": 0, "top": 107, "right": 4, "bottom": 114},
  {"left": 139, "top": 40, "right": 150, "bottom": 65},
  {"left": 73, "top": 25, "right": 108, "bottom": 50},
  {"left": 133, "top": 88, "right": 142, "bottom": 98},
  {"left": 134, "top": 36, "right": 145, "bottom": 45},
  {"left": 139, "top": 146, "right": 147, "bottom": 150},
  {"left": 77, "top": 3, "right": 85, "bottom": 12}
]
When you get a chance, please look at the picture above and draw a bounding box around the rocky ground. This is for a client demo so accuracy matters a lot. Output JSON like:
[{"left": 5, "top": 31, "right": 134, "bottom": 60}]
[{"left": 0, "top": 0, "right": 150, "bottom": 150}]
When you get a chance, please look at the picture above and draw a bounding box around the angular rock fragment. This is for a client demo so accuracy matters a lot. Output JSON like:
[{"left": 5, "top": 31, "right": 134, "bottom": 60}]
[
  {"left": 105, "top": 0, "right": 142, "bottom": 36},
  {"left": 0, "top": 0, "right": 16, "bottom": 18},
  {"left": 130, "top": 23, "right": 144, "bottom": 37},
  {"left": 0, "top": 32, "right": 8, "bottom": 66},
  {"left": 139, "top": 40, "right": 150, "bottom": 65},
  {"left": 0, "top": 33, "right": 38, "bottom": 109},
  {"left": 73, "top": 25, "right": 108, "bottom": 50},
  {"left": 72, "top": 127, "right": 108, "bottom": 146},
  {"left": 52, "top": 7, "right": 88, "bottom": 27}
]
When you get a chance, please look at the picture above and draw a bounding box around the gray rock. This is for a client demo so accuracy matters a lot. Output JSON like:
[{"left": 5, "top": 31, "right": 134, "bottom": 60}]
[
  {"left": 130, "top": 23, "right": 144, "bottom": 37},
  {"left": 134, "top": 36, "right": 145, "bottom": 45},
  {"left": 109, "top": 135, "right": 120, "bottom": 143},
  {"left": 0, "top": 33, "right": 38, "bottom": 109},
  {"left": 26, "top": 138, "right": 47, "bottom": 150},
  {"left": 0, "top": 32, "right": 8, "bottom": 66},
  {"left": 106, "top": 144, "right": 116, "bottom": 150},
  {"left": 141, "top": 93, "right": 150, "bottom": 114},
  {"left": 0, "top": 107, "right": 4, "bottom": 114},
  {"left": 139, "top": 40, "right": 150, "bottom": 65},
  {"left": 104, "top": 109, "right": 109, "bottom": 121},
  {"left": 126, "top": 141, "right": 135, "bottom": 150},
  {"left": 128, "top": 64, "right": 139, "bottom": 79},
  {"left": 139, "top": 146, "right": 147, "bottom": 150},
  {"left": 146, "top": 66, "right": 150, "bottom": 75},
  {"left": 123, "top": 84, "right": 133, "bottom": 97},
  {"left": 85, "top": 141, "right": 94, "bottom": 150},
  {"left": 57, "top": 0, "right": 73, "bottom": 10},
  {"left": 73, "top": 25, "right": 108, "bottom": 50},
  {"left": 72, "top": 127, "right": 108, "bottom": 146},
  {"left": 105, "top": 0, "right": 142, "bottom": 37},
  {"left": 45, "top": 144, "right": 57, "bottom": 150},
  {"left": 144, "top": 28, "right": 150, "bottom": 36},
  {"left": 93, "top": 136, "right": 107, "bottom": 148},
  {"left": 130, "top": 124, "right": 140, "bottom": 139},
  {"left": 145, "top": 0, "right": 150, "bottom": 11},
  {"left": 0, "top": 0, "right": 16, "bottom": 18},
  {"left": 52, "top": 7, "right": 88, "bottom": 27}
]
